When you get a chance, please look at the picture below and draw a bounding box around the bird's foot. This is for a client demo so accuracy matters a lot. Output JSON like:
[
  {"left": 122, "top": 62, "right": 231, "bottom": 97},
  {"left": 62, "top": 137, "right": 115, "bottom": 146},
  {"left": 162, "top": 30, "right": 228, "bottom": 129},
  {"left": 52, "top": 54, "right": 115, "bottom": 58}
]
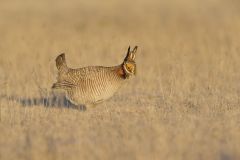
[{"left": 78, "top": 105, "right": 87, "bottom": 111}]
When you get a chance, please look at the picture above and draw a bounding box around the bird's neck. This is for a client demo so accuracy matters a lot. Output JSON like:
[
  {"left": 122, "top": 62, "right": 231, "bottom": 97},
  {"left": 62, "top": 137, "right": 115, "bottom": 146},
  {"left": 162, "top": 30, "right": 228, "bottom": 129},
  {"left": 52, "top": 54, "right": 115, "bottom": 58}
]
[{"left": 116, "top": 64, "right": 128, "bottom": 79}]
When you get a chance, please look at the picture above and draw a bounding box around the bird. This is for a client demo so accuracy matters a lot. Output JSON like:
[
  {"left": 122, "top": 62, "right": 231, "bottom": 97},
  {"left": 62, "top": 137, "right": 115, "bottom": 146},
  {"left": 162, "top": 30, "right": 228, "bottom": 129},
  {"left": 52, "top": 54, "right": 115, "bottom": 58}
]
[{"left": 52, "top": 46, "right": 137, "bottom": 109}]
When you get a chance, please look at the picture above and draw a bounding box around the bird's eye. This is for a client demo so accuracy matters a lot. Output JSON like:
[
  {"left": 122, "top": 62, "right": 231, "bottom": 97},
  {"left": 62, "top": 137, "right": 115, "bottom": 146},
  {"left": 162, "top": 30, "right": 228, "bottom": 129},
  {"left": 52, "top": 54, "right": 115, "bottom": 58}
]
[
  {"left": 125, "top": 63, "right": 135, "bottom": 73},
  {"left": 126, "top": 65, "right": 131, "bottom": 70}
]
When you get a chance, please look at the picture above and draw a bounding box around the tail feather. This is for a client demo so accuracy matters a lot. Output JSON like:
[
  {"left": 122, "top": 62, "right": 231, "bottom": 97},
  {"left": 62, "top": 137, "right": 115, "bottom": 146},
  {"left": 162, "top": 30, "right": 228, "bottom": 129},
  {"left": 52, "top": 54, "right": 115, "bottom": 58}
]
[
  {"left": 52, "top": 80, "right": 76, "bottom": 90},
  {"left": 52, "top": 82, "right": 71, "bottom": 90},
  {"left": 53, "top": 53, "right": 72, "bottom": 91},
  {"left": 56, "top": 53, "right": 68, "bottom": 72}
]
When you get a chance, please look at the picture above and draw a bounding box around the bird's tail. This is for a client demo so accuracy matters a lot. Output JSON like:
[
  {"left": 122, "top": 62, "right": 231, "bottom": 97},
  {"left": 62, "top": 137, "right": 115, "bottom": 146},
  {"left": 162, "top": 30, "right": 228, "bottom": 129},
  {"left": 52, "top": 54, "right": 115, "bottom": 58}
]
[
  {"left": 52, "top": 53, "right": 71, "bottom": 90},
  {"left": 56, "top": 53, "right": 68, "bottom": 73}
]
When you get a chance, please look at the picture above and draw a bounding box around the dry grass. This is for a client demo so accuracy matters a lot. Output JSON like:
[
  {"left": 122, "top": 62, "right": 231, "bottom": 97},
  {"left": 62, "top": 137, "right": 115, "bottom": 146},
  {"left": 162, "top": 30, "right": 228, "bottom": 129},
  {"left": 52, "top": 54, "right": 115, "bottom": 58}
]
[{"left": 1, "top": 0, "right": 240, "bottom": 159}]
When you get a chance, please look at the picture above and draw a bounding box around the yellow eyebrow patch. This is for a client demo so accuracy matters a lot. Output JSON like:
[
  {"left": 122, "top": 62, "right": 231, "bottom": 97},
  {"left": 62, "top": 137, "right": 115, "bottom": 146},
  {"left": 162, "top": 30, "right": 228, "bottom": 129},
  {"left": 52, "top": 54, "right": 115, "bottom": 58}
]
[
  {"left": 126, "top": 63, "right": 134, "bottom": 70},
  {"left": 124, "top": 62, "right": 136, "bottom": 75}
]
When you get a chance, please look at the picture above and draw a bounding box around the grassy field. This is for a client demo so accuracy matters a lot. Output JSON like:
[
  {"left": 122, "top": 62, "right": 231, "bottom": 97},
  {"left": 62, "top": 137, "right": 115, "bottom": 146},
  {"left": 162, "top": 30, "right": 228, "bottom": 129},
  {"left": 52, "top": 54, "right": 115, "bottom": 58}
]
[{"left": 0, "top": 0, "right": 240, "bottom": 159}]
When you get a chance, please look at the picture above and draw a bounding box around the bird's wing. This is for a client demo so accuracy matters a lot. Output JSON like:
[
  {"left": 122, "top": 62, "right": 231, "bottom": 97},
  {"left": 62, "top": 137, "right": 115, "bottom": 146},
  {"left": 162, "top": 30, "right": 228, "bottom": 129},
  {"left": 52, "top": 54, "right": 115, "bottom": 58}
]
[{"left": 62, "top": 66, "right": 105, "bottom": 85}]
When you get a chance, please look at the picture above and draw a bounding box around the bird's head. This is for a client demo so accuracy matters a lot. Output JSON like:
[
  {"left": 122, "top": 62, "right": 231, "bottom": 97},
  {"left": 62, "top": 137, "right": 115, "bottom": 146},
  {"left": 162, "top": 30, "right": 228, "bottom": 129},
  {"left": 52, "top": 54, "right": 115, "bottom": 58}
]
[{"left": 123, "top": 46, "right": 137, "bottom": 78}]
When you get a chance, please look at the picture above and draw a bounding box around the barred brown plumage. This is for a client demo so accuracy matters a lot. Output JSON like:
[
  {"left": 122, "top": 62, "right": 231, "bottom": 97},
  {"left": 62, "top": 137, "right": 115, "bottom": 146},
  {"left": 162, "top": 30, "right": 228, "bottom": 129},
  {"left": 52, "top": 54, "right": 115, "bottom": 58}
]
[{"left": 52, "top": 46, "right": 138, "bottom": 108}]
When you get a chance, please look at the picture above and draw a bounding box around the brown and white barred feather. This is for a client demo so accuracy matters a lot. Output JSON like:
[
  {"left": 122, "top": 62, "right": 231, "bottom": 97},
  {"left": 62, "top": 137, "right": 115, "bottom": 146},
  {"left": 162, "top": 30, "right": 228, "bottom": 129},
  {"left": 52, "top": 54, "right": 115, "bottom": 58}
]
[{"left": 52, "top": 46, "right": 137, "bottom": 106}]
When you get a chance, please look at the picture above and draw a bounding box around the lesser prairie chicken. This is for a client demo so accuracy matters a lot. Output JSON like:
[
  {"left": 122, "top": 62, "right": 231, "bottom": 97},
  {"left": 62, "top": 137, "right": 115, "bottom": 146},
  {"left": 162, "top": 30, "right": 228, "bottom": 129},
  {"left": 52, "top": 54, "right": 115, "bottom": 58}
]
[{"left": 52, "top": 46, "right": 138, "bottom": 108}]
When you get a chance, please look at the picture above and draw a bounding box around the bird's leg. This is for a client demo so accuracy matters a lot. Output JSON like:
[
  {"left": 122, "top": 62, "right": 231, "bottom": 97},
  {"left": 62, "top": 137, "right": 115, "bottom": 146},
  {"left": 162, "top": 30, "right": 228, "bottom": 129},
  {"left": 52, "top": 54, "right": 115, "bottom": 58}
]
[{"left": 78, "top": 105, "right": 87, "bottom": 111}]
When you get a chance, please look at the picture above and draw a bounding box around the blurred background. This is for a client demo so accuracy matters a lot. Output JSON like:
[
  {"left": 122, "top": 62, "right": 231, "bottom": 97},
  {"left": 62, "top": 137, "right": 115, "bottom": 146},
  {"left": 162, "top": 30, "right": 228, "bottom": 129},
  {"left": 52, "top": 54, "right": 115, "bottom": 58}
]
[
  {"left": 0, "top": 0, "right": 240, "bottom": 95},
  {"left": 1, "top": 0, "right": 240, "bottom": 160}
]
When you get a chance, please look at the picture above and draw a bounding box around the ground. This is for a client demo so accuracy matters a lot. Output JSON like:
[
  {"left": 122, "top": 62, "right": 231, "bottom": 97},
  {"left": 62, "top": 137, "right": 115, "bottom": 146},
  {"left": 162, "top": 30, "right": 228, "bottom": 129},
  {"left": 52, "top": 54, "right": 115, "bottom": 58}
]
[{"left": 0, "top": 0, "right": 240, "bottom": 160}]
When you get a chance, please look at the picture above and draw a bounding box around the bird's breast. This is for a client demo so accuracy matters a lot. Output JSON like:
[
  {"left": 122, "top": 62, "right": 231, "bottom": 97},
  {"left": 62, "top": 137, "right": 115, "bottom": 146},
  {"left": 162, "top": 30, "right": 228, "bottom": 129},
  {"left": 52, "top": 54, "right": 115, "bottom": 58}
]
[{"left": 66, "top": 68, "right": 125, "bottom": 105}]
